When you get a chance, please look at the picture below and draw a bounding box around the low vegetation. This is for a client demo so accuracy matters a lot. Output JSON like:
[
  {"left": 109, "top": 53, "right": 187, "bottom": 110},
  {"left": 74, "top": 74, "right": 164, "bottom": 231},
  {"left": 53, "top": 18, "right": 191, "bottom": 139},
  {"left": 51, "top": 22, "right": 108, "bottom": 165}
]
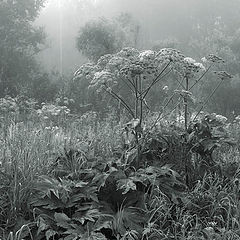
[{"left": 0, "top": 47, "right": 240, "bottom": 240}]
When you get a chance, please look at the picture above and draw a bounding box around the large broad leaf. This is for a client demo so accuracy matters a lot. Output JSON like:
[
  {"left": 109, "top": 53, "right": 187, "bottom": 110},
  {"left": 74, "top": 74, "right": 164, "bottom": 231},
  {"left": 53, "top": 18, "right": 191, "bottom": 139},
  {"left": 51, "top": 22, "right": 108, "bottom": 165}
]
[
  {"left": 94, "top": 214, "right": 113, "bottom": 231},
  {"left": 98, "top": 170, "right": 127, "bottom": 208},
  {"left": 155, "top": 166, "right": 187, "bottom": 204},
  {"left": 81, "top": 232, "right": 107, "bottom": 240},
  {"left": 33, "top": 176, "right": 63, "bottom": 199},
  {"left": 30, "top": 193, "right": 66, "bottom": 210},
  {"left": 200, "top": 139, "right": 220, "bottom": 153},
  {"left": 63, "top": 223, "right": 85, "bottom": 239},
  {"left": 73, "top": 208, "right": 101, "bottom": 224},
  {"left": 37, "top": 217, "right": 49, "bottom": 235},
  {"left": 134, "top": 166, "right": 187, "bottom": 204},
  {"left": 92, "top": 172, "right": 110, "bottom": 190},
  {"left": 54, "top": 212, "right": 71, "bottom": 229}
]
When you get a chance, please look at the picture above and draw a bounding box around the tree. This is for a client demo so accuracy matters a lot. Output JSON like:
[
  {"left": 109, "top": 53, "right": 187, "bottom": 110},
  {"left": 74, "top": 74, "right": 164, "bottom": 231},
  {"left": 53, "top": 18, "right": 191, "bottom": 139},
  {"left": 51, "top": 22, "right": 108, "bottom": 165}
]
[
  {"left": 73, "top": 14, "right": 142, "bottom": 113},
  {"left": 0, "top": 0, "right": 46, "bottom": 97},
  {"left": 76, "top": 14, "right": 141, "bottom": 62},
  {"left": 76, "top": 18, "right": 125, "bottom": 62}
]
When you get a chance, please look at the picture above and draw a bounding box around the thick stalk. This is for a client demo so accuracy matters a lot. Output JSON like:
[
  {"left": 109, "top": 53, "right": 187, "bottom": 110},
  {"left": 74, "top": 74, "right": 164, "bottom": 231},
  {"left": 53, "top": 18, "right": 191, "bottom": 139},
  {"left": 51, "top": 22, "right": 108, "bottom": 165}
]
[
  {"left": 139, "top": 75, "right": 143, "bottom": 126},
  {"left": 184, "top": 76, "right": 189, "bottom": 131},
  {"left": 189, "top": 64, "right": 212, "bottom": 90},
  {"left": 192, "top": 77, "right": 225, "bottom": 122},
  {"left": 103, "top": 87, "right": 135, "bottom": 118},
  {"left": 142, "top": 61, "right": 171, "bottom": 99},
  {"left": 135, "top": 76, "right": 138, "bottom": 118}
]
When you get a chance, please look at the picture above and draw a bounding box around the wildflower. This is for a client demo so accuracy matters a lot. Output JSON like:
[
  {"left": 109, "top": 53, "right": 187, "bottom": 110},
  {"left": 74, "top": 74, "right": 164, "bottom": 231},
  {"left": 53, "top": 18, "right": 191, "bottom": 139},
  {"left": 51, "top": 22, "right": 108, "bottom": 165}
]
[
  {"left": 92, "top": 71, "right": 113, "bottom": 85},
  {"left": 156, "top": 48, "right": 184, "bottom": 63},
  {"left": 117, "top": 47, "right": 139, "bottom": 58},
  {"left": 126, "top": 118, "right": 140, "bottom": 129},
  {"left": 97, "top": 54, "right": 113, "bottom": 68},
  {"left": 204, "top": 226, "right": 214, "bottom": 233},
  {"left": 73, "top": 63, "right": 97, "bottom": 80},
  {"left": 206, "top": 54, "right": 225, "bottom": 63},
  {"left": 139, "top": 50, "right": 155, "bottom": 61},
  {"left": 184, "top": 57, "right": 196, "bottom": 64},
  {"left": 194, "top": 62, "right": 206, "bottom": 71},
  {"left": 55, "top": 98, "right": 61, "bottom": 103},
  {"left": 163, "top": 85, "right": 169, "bottom": 91},
  {"left": 215, "top": 114, "right": 227, "bottom": 124},
  {"left": 208, "top": 221, "right": 217, "bottom": 227},
  {"left": 213, "top": 71, "right": 233, "bottom": 80},
  {"left": 235, "top": 115, "right": 240, "bottom": 122}
]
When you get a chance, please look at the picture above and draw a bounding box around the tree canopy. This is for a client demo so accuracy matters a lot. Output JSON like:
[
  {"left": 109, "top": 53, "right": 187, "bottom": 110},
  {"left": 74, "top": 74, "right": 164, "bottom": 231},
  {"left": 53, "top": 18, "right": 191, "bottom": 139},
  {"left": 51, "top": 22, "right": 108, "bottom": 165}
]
[{"left": 0, "top": 0, "right": 46, "bottom": 96}]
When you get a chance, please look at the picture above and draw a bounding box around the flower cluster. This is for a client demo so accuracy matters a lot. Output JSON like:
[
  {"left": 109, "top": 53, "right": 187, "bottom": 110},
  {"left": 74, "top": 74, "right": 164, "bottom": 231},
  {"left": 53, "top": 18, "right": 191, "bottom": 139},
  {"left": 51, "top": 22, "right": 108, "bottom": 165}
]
[
  {"left": 16, "top": 96, "right": 37, "bottom": 114},
  {"left": 184, "top": 57, "right": 206, "bottom": 71},
  {"left": 156, "top": 48, "right": 185, "bottom": 64},
  {"left": 215, "top": 114, "right": 228, "bottom": 124},
  {"left": 213, "top": 71, "right": 233, "bottom": 80},
  {"left": 73, "top": 63, "right": 98, "bottom": 81},
  {"left": 120, "top": 60, "right": 144, "bottom": 76},
  {"left": 55, "top": 96, "right": 75, "bottom": 106},
  {"left": 107, "top": 56, "right": 129, "bottom": 71},
  {"left": 37, "top": 103, "right": 70, "bottom": 120},
  {"left": 173, "top": 56, "right": 206, "bottom": 78},
  {"left": 90, "top": 48, "right": 164, "bottom": 92},
  {"left": 174, "top": 89, "right": 196, "bottom": 103},
  {"left": 0, "top": 96, "right": 18, "bottom": 114},
  {"left": 97, "top": 54, "right": 113, "bottom": 69},
  {"left": 90, "top": 71, "right": 116, "bottom": 92},
  {"left": 206, "top": 54, "right": 225, "bottom": 63},
  {"left": 116, "top": 47, "right": 139, "bottom": 59},
  {"left": 139, "top": 50, "right": 155, "bottom": 62},
  {"left": 204, "top": 113, "right": 228, "bottom": 126}
]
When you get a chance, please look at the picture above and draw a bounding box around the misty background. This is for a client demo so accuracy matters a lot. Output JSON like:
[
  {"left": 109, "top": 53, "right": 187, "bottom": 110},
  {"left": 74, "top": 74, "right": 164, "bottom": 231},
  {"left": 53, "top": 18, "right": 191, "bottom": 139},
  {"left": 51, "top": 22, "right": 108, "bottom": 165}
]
[
  {"left": 1, "top": 0, "right": 240, "bottom": 116},
  {"left": 35, "top": 0, "right": 240, "bottom": 73}
]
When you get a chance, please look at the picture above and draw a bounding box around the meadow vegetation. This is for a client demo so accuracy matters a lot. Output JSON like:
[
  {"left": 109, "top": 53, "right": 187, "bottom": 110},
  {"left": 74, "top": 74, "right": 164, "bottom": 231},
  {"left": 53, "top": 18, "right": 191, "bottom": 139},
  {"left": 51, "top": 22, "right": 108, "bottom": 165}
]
[
  {"left": 0, "top": 47, "right": 240, "bottom": 240},
  {"left": 1, "top": 0, "right": 240, "bottom": 239}
]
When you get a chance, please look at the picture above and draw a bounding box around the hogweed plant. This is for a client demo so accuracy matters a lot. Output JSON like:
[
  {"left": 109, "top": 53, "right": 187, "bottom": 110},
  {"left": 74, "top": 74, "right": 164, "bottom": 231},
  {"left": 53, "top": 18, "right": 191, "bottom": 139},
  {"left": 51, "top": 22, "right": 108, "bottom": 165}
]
[{"left": 74, "top": 50, "right": 234, "bottom": 196}]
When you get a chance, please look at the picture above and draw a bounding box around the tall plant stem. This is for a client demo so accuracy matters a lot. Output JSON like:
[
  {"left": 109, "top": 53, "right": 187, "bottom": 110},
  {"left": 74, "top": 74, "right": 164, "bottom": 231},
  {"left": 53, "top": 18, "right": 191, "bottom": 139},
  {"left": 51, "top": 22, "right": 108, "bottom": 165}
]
[
  {"left": 103, "top": 87, "right": 134, "bottom": 118},
  {"left": 141, "top": 61, "right": 171, "bottom": 99},
  {"left": 189, "top": 64, "right": 212, "bottom": 90},
  {"left": 192, "top": 77, "right": 225, "bottom": 121},
  {"left": 184, "top": 76, "right": 189, "bottom": 131},
  {"left": 135, "top": 76, "right": 138, "bottom": 118},
  {"left": 139, "top": 75, "right": 143, "bottom": 126}
]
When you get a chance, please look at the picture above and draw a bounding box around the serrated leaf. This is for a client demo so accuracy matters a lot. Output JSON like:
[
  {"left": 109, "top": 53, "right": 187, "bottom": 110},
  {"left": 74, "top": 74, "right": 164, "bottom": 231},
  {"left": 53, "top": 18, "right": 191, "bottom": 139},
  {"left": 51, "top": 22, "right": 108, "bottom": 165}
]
[
  {"left": 54, "top": 212, "right": 71, "bottom": 228},
  {"left": 82, "top": 232, "right": 107, "bottom": 240},
  {"left": 37, "top": 217, "right": 49, "bottom": 235},
  {"left": 73, "top": 209, "right": 100, "bottom": 224},
  {"left": 94, "top": 215, "right": 113, "bottom": 231}
]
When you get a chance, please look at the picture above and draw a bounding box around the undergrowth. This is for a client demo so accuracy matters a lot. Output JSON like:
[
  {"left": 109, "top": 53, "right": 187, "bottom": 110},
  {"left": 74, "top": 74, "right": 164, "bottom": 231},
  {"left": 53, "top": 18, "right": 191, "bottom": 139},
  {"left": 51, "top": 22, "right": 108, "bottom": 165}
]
[{"left": 0, "top": 110, "right": 240, "bottom": 240}]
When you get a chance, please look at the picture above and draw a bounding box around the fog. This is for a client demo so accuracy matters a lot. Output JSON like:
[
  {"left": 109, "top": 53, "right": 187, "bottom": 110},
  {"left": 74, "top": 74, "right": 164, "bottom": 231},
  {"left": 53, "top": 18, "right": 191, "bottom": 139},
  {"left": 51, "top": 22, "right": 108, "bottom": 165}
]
[
  {"left": 35, "top": 0, "right": 240, "bottom": 74},
  {"left": 2, "top": 1, "right": 240, "bottom": 237},
  {"left": 1, "top": 0, "right": 240, "bottom": 114}
]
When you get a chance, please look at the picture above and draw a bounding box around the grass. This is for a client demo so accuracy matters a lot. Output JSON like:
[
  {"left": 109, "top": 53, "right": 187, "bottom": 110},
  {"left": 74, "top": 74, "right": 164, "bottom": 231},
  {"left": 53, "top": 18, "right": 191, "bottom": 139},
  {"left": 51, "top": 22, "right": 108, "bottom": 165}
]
[
  {"left": 0, "top": 110, "right": 240, "bottom": 239},
  {"left": 0, "top": 111, "right": 122, "bottom": 238}
]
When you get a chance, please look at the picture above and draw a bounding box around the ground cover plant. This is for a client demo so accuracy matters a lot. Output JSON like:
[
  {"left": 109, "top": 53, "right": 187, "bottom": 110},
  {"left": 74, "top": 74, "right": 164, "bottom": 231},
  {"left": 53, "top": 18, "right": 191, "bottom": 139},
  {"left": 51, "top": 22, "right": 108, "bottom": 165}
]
[{"left": 0, "top": 47, "right": 240, "bottom": 240}]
